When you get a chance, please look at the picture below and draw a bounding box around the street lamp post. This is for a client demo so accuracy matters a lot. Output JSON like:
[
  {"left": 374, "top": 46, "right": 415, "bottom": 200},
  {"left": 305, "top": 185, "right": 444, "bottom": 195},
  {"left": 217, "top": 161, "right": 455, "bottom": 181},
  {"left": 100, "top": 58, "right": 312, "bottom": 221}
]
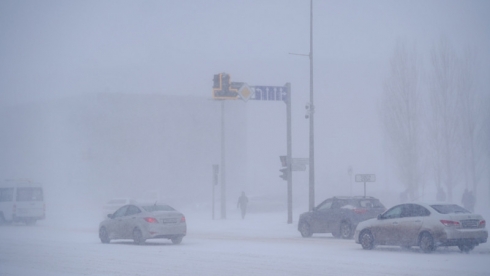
[
  {"left": 290, "top": 0, "right": 315, "bottom": 211},
  {"left": 308, "top": 0, "right": 315, "bottom": 211}
]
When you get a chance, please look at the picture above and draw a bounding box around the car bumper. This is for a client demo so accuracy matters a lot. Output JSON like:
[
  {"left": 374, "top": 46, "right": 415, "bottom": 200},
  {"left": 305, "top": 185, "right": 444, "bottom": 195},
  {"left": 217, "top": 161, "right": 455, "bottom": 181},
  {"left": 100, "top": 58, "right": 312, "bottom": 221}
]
[
  {"left": 143, "top": 223, "right": 187, "bottom": 239},
  {"left": 435, "top": 228, "right": 488, "bottom": 246}
]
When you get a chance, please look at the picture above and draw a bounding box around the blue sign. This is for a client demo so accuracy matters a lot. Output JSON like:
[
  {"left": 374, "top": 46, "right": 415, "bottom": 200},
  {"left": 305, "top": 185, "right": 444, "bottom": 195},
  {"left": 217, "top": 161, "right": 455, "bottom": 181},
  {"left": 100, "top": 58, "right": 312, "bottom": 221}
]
[{"left": 250, "top": 86, "right": 287, "bottom": 102}]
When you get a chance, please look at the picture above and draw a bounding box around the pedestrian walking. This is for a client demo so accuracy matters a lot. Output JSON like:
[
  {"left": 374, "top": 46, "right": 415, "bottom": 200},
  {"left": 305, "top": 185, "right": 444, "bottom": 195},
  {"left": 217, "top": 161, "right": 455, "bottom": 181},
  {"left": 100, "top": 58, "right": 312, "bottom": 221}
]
[{"left": 237, "top": 191, "right": 249, "bottom": 219}]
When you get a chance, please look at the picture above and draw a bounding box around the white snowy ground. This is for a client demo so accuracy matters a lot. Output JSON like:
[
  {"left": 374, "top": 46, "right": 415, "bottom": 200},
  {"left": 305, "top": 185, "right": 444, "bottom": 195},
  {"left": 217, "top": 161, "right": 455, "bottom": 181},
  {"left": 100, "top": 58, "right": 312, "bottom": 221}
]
[{"left": 1, "top": 209, "right": 489, "bottom": 276}]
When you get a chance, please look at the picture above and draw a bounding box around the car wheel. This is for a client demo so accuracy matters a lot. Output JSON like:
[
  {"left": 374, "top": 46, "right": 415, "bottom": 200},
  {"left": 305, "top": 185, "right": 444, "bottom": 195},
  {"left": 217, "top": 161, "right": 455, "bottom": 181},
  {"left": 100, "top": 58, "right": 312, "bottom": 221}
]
[
  {"left": 360, "top": 230, "right": 375, "bottom": 250},
  {"left": 419, "top": 232, "right": 435, "bottom": 253},
  {"left": 99, "top": 227, "right": 110, "bottom": 244},
  {"left": 133, "top": 228, "right": 146, "bottom": 245},
  {"left": 340, "top": 221, "right": 353, "bottom": 239},
  {"left": 458, "top": 244, "right": 475, "bottom": 253},
  {"left": 299, "top": 222, "right": 313, "bottom": 238},
  {"left": 171, "top": 236, "right": 183, "bottom": 244}
]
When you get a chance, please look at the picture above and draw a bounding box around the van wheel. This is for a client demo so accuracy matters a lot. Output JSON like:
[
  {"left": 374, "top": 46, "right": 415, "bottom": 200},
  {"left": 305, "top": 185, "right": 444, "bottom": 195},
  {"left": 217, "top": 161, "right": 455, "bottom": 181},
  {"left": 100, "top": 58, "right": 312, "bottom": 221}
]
[{"left": 458, "top": 244, "right": 475, "bottom": 253}]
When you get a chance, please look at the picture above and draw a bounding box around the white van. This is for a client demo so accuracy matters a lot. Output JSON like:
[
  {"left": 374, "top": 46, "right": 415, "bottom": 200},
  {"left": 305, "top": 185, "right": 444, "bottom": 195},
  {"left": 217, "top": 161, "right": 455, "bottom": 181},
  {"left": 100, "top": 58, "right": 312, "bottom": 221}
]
[{"left": 0, "top": 180, "right": 45, "bottom": 225}]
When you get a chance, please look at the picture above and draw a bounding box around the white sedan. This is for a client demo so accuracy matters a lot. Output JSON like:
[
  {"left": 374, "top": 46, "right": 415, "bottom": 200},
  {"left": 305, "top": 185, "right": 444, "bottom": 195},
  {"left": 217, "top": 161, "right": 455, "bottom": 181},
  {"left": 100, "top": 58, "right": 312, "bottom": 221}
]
[
  {"left": 354, "top": 202, "right": 487, "bottom": 253},
  {"left": 99, "top": 203, "right": 186, "bottom": 245}
]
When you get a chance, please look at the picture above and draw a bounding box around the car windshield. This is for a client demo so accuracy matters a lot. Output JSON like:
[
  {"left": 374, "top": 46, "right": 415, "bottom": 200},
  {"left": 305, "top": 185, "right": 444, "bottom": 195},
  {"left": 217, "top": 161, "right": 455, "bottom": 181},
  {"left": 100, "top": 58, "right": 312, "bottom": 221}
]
[
  {"left": 16, "top": 187, "right": 43, "bottom": 201},
  {"left": 0, "top": 188, "right": 14, "bottom": 202},
  {"left": 141, "top": 205, "right": 175, "bottom": 212},
  {"left": 430, "top": 204, "right": 470, "bottom": 214}
]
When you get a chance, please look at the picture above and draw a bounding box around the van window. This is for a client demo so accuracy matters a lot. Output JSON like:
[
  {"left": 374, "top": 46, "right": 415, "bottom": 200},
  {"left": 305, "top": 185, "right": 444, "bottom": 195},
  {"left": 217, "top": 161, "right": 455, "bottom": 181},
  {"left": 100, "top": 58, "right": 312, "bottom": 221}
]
[
  {"left": 16, "top": 187, "right": 43, "bottom": 201},
  {"left": 0, "top": 188, "right": 14, "bottom": 202}
]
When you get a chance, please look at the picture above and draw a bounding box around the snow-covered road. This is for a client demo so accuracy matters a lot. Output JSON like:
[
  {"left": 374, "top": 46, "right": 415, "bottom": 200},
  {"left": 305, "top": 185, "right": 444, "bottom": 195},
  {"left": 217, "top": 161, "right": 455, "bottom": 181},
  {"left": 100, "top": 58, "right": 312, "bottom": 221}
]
[{"left": 1, "top": 212, "right": 489, "bottom": 276}]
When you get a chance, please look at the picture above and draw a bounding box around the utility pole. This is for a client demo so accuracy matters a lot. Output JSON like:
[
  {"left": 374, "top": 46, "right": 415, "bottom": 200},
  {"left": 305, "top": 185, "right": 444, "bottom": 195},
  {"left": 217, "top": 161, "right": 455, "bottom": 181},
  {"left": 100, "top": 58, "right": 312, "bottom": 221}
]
[
  {"left": 308, "top": 0, "right": 315, "bottom": 211},
  {"left": 289, "top": 0, "right": 315, "bottom": 211},
  {"left": 220, "top": 101, "right": 226, "bottom": 219},
  {"left": 286, "top": 83, "right": 292, "bottom": 224}
]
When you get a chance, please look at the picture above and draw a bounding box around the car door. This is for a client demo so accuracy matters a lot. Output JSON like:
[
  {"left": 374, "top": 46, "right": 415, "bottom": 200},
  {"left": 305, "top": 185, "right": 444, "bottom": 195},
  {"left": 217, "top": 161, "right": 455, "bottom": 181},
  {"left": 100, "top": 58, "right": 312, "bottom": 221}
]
[
  {"left": 371, "top": 204, "right": 404, "bottom": 245},
  {"left": 310, "top": 199, "right": 333, "bottom": 233},
  {"left": 106, "top": 205, "right": 129, "bottom": 239},
  {"left": 120, "top": 205, "right": 142, "bottom": 238},
  {"left": 394, "top": 204, "right": 427, "bottom": 245},
  {"left": 326, "top": 199, "right": 347, "bottom": 233}
]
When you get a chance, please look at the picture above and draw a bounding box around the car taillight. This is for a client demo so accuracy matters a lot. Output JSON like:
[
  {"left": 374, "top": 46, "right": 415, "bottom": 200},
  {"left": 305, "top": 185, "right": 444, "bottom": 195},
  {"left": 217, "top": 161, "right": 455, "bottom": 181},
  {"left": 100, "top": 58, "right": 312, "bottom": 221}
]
[
  {"left": 353, "top": 209, "right": 367, "bottom": 214},
  {"left": 144, "top": 217, "right": 158, "bottom": 223},
  {"left": 180, "top": 216, "right": 186, "bottom": 222},
  {"left": 440, "top": 220, "right": 460, "bottom": 227},
  {"left": 479, "top": 220, "right": 486, "bottom": 228}
]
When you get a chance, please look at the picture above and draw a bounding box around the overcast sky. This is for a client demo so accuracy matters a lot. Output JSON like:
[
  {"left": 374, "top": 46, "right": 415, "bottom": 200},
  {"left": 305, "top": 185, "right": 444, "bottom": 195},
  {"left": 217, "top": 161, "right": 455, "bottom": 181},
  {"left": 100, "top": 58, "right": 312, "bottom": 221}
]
[
  {"left": 1, "top": 0, "right": 489, "bottom": 206},
  {"left": 1, "top": 0, "right": 489, "bottom": 105}
]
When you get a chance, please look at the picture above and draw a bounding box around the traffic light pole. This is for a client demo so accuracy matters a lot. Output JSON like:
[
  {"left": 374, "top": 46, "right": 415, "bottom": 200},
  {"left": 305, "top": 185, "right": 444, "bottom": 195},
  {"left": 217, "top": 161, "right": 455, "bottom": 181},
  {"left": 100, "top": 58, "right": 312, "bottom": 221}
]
[
  {"left": 220, "top": 100, "right": 226, "bottom": 219},
  {"left": 286, "top": 83, "right": 293, "bottom": 224}
]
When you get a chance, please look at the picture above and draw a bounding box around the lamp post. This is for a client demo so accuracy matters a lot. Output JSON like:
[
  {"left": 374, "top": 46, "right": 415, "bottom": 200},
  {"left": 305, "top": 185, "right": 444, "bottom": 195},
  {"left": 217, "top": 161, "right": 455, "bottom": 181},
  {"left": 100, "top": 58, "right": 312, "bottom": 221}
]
[
  {"left": 308, "top": 0, "right": 315, "bottom": 211},
  {"left": 289, "top": 0, "right": 315, "bottom": 211}
]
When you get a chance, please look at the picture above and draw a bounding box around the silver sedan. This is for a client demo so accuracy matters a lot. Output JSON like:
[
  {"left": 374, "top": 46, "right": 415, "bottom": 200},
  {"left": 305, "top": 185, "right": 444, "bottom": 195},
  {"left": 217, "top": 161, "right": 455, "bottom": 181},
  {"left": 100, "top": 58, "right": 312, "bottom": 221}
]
[
  {"left": 99, "top": 203, "right": 186, "bottom": 245},
  {"left": 354, "top": 202, "right": 487, "bottom": 253}
]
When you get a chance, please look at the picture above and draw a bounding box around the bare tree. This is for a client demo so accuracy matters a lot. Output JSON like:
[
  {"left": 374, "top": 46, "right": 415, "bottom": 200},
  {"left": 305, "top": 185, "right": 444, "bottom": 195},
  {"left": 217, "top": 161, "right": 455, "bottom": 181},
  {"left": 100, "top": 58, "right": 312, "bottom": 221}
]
[
  {"left": 381, "top": 40, "right": 422, "bottom": 201},
  {"left": 427, "top": 37, "right": 463, "bottom": 202},
  {"left": 456, "top": 48, "right": 483, "bottom": 195}
]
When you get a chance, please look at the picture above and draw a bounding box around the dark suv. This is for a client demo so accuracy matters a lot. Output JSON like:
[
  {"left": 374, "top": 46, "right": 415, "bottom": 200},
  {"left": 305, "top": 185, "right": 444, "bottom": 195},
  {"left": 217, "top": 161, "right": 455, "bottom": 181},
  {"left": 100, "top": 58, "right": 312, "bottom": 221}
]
[{"left": 298, "top": 196, "right": 385, "bottom": 239}]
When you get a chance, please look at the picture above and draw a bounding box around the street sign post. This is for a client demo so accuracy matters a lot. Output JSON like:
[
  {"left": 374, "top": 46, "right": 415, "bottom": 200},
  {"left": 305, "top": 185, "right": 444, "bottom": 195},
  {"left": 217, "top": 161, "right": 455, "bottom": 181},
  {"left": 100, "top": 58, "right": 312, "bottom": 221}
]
[{"left": 355, "top": 174, "right": 376, "bottom": 197}]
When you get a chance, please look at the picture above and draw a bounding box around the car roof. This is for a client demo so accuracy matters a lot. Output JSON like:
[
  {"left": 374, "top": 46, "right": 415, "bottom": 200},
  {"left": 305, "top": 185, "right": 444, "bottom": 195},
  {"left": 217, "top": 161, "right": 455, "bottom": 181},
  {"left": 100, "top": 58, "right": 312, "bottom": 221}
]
[{"left": 331, "top": 196, "right": 379, "bottom": 200}]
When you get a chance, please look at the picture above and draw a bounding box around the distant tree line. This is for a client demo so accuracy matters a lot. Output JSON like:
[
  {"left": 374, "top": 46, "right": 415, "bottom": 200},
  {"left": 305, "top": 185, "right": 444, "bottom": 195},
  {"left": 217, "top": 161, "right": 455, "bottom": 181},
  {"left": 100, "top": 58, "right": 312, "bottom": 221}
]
[{"left": 380, "top": 37, "right": 490, "bottom": 205}]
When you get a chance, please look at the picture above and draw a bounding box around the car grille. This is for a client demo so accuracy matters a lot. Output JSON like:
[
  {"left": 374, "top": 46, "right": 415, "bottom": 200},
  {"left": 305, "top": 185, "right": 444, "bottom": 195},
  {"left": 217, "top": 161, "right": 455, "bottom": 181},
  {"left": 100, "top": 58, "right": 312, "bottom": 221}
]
[{"left": 461, "top": 219, "right": 479, "bottom": 229}]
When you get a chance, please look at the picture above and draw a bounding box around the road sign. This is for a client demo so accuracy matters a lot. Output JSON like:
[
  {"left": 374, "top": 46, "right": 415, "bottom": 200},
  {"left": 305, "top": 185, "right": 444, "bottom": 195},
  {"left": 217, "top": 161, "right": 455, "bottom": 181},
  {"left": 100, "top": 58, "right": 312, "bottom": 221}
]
[
  {"left": 292, "top": 164, "right": 306, "bottom": 171},
  {"left": 250, "top": 86, "right": 287, "bottom": 102},
  {"left": 355, "top": 174, "right": 376, "bottom": 197},
  {"left": 355, "top": 174, "right": 376, "bottom": 182},
  {"left": 292, "top": 158, "right": 309, "bottom": 166}
]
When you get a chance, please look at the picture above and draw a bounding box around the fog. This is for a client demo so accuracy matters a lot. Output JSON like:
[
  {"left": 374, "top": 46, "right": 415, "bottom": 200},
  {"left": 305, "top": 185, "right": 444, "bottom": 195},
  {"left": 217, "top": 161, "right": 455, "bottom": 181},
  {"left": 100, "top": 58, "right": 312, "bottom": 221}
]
[{"left": 1, "top": 0, "right": 489, "bottom": 234}]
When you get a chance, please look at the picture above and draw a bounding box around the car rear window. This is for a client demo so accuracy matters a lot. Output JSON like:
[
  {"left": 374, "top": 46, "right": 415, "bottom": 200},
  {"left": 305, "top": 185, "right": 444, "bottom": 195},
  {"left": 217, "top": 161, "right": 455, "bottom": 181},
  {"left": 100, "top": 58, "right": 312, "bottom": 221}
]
[
  {"left": 142, "top": 205, "right": 175, "bottom": 212},
  {"left": 430, "top": 204, "right": 470, "bottom": 214},
  {"left": 0, "top": 188, "right": 14, "bottom": 202},
  {"left": 354, "top": 199, "right": 384, "bottom": 208}
]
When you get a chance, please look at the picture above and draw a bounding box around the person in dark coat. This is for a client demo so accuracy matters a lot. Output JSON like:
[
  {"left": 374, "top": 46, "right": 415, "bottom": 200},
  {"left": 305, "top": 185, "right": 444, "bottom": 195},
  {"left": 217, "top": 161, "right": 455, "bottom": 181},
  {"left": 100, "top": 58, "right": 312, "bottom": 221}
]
[
  {"left": 237, "top": 191, "right": 249, "bottom": 219},
  {"left": 462, "top": 188, "right": 475, "bottom": 212}
]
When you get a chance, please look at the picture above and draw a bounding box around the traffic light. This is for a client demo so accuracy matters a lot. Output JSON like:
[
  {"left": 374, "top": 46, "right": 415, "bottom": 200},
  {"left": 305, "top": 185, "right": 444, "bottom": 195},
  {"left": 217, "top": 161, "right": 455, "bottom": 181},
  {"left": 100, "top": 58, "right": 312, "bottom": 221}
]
[
  {"left": 279, "top": 155, "right": 287, "bottom": 167},
  {"left": 279, "top": 168, "right": 288, "bottom": 181},
  {"left": 213, "top": 74, "right": 221, "bottom": 89},
  {"left": 212, "top": 73, "right": 238, "bottom": 99}
]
